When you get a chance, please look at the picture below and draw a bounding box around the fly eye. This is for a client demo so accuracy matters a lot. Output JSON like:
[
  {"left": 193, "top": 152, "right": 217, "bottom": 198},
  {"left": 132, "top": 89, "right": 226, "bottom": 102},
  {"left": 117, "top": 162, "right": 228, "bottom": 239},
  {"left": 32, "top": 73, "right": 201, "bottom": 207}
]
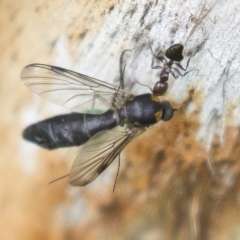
[{"left": 160, "top": 101, "right": 175, "bottom": 121}]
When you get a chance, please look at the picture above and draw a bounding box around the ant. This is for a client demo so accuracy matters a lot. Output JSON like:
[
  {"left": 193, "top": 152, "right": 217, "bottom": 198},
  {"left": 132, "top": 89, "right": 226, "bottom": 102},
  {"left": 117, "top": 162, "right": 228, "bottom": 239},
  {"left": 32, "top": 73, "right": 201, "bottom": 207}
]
[{"left": 150, "top": 43, "right": 192, "bottom": 96}]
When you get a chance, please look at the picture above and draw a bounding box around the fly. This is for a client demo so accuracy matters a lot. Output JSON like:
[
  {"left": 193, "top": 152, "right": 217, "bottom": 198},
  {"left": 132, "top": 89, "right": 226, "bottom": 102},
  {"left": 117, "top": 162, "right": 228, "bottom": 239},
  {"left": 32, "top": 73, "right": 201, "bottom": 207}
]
[{"left": 21, "top": 63, "right": 175, "bottom": 187}]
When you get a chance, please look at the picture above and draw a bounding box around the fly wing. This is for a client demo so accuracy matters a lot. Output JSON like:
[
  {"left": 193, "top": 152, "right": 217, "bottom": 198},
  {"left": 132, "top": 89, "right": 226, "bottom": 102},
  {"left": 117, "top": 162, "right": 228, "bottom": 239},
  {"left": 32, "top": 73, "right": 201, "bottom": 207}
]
[
  {"left": 69, "top": 127, "right": 144, "bottom": 186},
  {"left": 21, "top": 64, "right": 133, "bottom": 113}
]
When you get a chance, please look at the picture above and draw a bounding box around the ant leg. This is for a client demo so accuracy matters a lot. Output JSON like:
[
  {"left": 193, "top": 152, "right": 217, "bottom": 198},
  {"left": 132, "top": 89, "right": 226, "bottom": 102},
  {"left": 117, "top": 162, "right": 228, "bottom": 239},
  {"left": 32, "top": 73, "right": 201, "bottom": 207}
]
[
  {"left": 151, "top": 58, "right": 163, "bottom": 69},
  {"left": 119, "top": 49, "right": 132, "bottom": 90},
  {"left": 149, "top": 42, "right": 169, "bottom": 70},
  {"left": 182, "top": 68, "right": 199, "bottom": 76},
  {"left": 149, "top": 43, "right": 163, "bottom": 57},
  {"left": 170, "top": 67, "right": 184, "bottom": 78},
  {"left": 175, "top": 56, "right": 192, "bottom": 71},
  {"left": 151, "top": 55, "right": 167, "bottom": 69},
  {"left": 149, "top": 43, "right": 166, "bottom": 63},
  {"left": 134, "top": 79, "right": 153, "bottom": 92},
  {"left": 171, "top": 67, "right": 199, "bottom": 79},
  {"left": 170, "top": 69, "right": 178, "bottom": 79}
]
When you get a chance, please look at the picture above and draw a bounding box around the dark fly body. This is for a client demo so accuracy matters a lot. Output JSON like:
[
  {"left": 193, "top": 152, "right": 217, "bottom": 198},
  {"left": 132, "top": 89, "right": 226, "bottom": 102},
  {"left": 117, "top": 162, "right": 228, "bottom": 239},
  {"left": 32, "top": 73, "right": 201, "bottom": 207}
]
[
  {"left": 23, "top": 110, "right": 118, "bottom": 150},
  {"left": 21, "top": 64, "right": 175, "bottom": 186}
]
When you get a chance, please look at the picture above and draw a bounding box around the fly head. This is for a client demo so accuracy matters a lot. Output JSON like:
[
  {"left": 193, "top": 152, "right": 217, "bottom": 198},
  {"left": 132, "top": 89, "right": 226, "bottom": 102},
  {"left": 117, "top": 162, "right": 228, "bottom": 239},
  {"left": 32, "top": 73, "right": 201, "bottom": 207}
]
[{"left": 160, "top": 101, "right": 176, "bottom": 121}]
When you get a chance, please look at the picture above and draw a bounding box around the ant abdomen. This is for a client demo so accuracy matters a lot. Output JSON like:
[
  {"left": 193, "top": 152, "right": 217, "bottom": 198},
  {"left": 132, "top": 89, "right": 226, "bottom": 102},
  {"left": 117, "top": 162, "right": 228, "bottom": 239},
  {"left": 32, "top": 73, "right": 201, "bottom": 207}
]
[{"left": 153, "top": 81, "right": 168, "bottom": 96}]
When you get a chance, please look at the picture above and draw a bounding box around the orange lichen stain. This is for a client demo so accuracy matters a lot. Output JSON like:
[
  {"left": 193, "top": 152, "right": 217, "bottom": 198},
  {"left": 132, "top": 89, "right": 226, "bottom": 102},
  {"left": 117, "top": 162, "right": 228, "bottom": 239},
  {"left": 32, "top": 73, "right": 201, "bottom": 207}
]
[
  {"left": 3, "top": 0, "right": 240, "bottom": 235},
  {"left": 61, "top": 0, "right": 119, "bottom": 60}
]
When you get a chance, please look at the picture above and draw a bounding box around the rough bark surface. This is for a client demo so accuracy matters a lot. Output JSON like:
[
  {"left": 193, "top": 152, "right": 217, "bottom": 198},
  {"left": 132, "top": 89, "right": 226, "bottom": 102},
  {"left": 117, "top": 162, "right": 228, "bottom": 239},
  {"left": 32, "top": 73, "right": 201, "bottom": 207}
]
[{"left": 1, "top": 0, "right": 240, "bottom": 239}]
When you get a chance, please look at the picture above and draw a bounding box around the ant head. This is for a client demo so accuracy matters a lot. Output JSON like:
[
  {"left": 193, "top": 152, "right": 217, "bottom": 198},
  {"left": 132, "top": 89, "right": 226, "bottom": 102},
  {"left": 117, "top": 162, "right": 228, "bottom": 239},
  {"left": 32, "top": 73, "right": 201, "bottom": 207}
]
[
  {"left": 165, "top": 43, "right": 184, "bottom": 62},
  {"left": 161, "top": 101, "right": 176, "bottom": 121}
]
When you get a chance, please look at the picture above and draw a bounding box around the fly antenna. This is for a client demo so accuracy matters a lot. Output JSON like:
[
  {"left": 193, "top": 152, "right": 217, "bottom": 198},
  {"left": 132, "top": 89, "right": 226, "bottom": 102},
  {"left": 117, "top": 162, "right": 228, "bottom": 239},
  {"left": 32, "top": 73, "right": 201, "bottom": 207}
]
[
  {"left": 113, "top": 155, "right": 121, "bottom": 193},
  {"left": 49, "top": 174, "right": 69, "bottom": 185}
]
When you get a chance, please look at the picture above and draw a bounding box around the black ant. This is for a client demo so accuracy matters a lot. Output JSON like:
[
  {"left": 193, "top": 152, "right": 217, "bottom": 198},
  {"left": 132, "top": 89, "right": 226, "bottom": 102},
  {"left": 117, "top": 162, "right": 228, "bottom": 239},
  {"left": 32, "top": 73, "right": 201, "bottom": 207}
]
[{"left": 151, "top": 43, "right": 191, "bottom": 96}]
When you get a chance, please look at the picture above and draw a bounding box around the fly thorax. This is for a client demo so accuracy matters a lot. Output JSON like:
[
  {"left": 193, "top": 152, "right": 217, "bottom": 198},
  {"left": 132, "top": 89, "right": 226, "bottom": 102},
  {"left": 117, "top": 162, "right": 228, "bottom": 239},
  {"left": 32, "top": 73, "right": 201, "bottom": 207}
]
[
  {"left": 117, "top": 107, "right": 128, "bottom": 126},
  {"left": 125, "top": 93, "right": 164, "bottom": 126}
]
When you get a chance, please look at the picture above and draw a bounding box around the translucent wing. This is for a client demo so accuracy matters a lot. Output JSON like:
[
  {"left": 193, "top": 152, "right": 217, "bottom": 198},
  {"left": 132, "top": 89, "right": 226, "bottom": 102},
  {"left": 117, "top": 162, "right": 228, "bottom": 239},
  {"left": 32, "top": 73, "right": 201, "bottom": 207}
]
[
  {"left": 69, "top": 126, "right": 144, "bottom": 186},
  {"left": 21, "top": 64, "right": 133, "bottom": 113}
]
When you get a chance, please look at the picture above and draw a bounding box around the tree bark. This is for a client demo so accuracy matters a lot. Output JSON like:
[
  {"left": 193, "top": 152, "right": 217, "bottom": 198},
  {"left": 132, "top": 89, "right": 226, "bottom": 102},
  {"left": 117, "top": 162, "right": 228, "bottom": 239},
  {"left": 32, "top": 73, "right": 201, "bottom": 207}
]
[{"left": 1, "top": 0, "right": 240, "bottom": 239}]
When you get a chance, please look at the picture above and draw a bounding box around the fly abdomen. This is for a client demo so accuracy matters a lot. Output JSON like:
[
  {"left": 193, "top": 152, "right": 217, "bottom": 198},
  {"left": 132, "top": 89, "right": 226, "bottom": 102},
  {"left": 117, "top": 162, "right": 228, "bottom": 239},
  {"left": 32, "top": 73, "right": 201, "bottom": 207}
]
[{"left": 23, "top": 110, "right": 118, "bottom": 150}]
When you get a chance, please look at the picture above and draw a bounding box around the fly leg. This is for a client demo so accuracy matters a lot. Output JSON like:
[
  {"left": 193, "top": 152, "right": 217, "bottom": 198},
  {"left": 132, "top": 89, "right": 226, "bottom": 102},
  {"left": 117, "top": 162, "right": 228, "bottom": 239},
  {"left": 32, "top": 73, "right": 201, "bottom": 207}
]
[
  {"left": 113, "top": 154, "right": 121, "bottom": 193},
  {"left": 119, "top": 49, "right": 132, "bottom": 90}
]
